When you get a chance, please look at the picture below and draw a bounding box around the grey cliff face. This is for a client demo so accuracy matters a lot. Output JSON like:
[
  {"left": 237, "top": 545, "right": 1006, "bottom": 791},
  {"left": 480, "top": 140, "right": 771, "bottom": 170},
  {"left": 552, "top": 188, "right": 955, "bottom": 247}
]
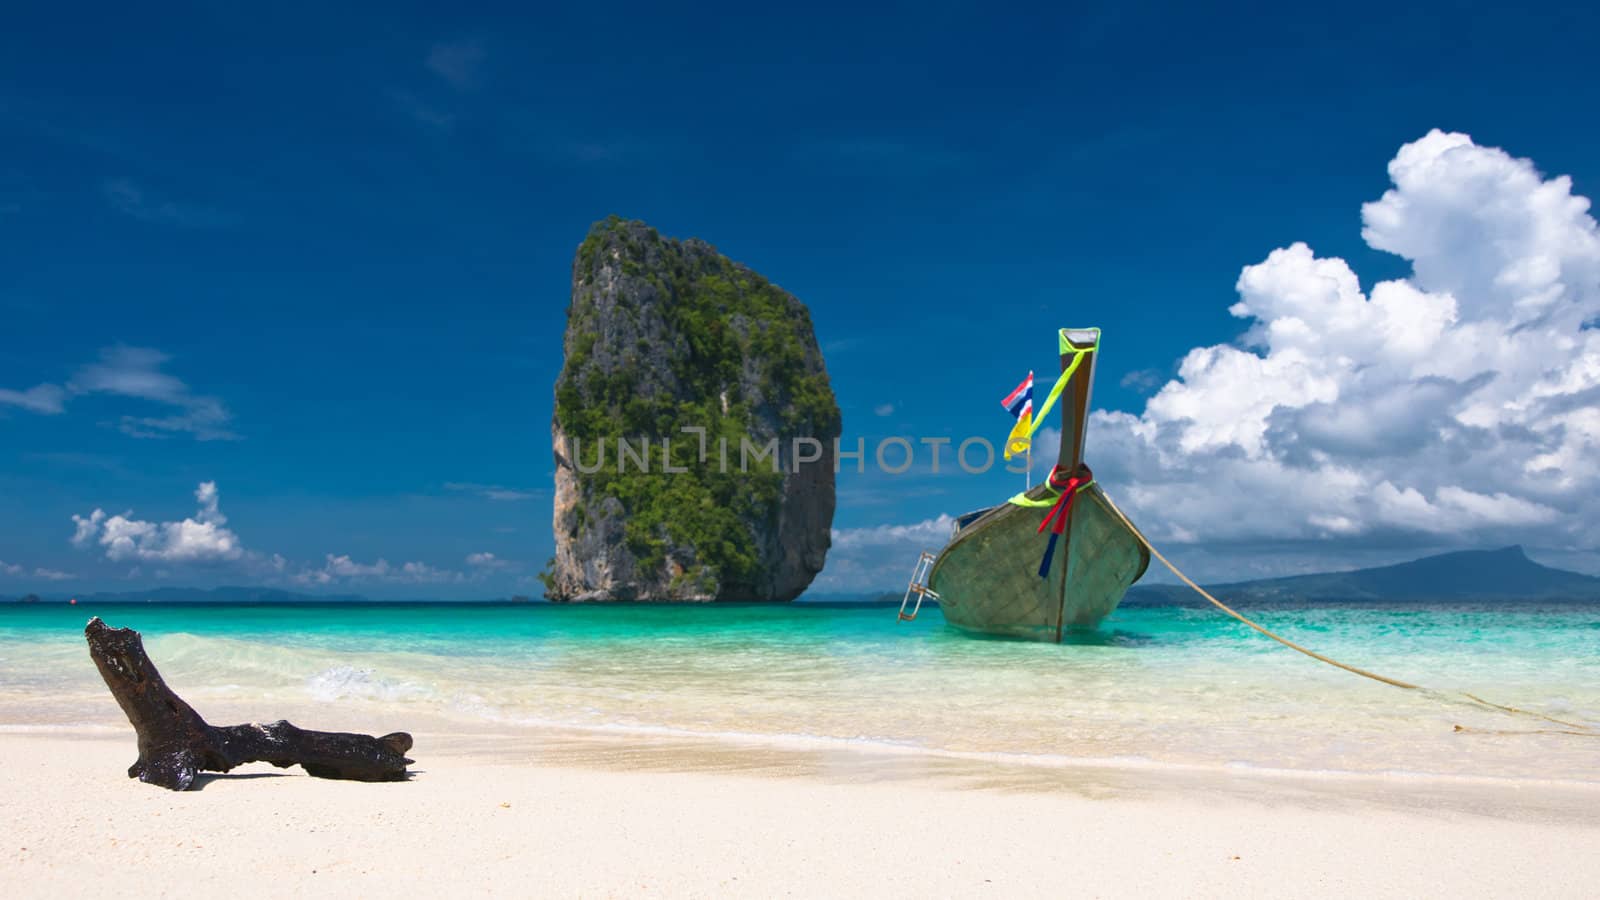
[{"left": 546, "top": 217, "right": 840, "bottom": 601}]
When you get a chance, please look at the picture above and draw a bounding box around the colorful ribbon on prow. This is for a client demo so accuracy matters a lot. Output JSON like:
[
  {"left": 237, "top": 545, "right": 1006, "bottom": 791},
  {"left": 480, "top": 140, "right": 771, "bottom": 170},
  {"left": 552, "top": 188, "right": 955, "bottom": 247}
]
[{"left": 1036, "top": 464, "right": 1094, "bottom": 578}]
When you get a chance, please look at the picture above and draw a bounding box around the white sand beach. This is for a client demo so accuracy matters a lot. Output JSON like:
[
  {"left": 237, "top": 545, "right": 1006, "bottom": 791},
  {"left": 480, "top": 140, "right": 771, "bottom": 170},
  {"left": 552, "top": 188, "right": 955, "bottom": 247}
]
[{"left": 4, "top": 728, "right": 1598, "bottom": 898}]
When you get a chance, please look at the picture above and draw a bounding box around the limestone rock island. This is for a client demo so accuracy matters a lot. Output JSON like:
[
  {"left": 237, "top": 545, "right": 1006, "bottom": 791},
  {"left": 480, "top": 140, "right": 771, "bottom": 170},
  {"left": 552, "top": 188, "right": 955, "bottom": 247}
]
[{"left": 546, "top": 217, "right": 840, "bottom": 601}]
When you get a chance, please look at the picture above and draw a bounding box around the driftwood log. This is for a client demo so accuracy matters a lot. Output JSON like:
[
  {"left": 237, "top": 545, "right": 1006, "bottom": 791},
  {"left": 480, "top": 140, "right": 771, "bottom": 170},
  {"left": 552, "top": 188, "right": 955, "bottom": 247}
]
[{"left": 85, "top": 616, "right": 413, "bottom": 791}]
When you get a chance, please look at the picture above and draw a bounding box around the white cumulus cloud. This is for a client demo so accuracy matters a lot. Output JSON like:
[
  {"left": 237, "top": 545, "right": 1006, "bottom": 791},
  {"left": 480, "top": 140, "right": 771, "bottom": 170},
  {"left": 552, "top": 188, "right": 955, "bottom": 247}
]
[
  {"left": 294, "top": 554, "right": 464, "bottom": 586},
  {"left": 62, "top": 482, "right": 495, "bottom": 589},
  {"left": 811, "top": 515, "right": 957, "bottom": 592},
  {"left": 830, "top": 515, "right": 956, "bottom": 551},
  {"left": 1089, "top": 130, "right": 1600, "bottom": 566},
  {"left": 70, "top": 481, "right": 244, "bottom": 563},
  {"left": 0, "top": 560, "right": 66, "bottom": 580},
  {"left": 466, "top": 551, "right": 516, "bottom": 570}
]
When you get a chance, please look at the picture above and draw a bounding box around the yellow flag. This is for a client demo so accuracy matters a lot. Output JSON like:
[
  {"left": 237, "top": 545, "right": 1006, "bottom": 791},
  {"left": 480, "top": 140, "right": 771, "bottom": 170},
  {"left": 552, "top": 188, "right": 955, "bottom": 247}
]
[{"left": 1004, "top": 410, "right": 1032, "bottom": 460}]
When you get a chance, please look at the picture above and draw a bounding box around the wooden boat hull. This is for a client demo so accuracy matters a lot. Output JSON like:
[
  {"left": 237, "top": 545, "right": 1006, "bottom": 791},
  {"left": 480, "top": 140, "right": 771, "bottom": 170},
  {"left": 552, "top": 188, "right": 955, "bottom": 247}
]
[{"left": 928, "top": 483, "right": 1149, "bottom": 641}]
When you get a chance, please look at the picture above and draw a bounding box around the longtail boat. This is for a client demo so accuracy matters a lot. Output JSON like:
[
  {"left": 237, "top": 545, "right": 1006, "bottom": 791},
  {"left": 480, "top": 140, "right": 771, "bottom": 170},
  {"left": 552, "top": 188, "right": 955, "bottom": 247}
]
[{"left": 902, "top": 328, "right": 1149, "bottom": 641}]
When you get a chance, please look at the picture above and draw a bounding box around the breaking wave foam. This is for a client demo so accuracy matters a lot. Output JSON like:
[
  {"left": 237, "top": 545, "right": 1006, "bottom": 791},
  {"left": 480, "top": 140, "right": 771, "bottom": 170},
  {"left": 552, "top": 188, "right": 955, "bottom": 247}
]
[{"left": 305, "top": 665, "right": 434, "bottom": 703}]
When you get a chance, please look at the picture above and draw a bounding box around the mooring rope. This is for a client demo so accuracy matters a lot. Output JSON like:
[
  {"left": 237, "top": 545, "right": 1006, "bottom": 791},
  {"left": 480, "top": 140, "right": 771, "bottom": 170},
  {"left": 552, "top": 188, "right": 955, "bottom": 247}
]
[{"left": 1096, "top": 489, "right": 1599, "bottom": 736}]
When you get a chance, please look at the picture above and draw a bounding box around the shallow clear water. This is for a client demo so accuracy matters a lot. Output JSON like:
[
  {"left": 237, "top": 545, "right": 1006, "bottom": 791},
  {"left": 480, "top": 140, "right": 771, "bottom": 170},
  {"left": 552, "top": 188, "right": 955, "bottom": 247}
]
[{"left": 2, "top": 601, "right": 1597, "bottom": 781}]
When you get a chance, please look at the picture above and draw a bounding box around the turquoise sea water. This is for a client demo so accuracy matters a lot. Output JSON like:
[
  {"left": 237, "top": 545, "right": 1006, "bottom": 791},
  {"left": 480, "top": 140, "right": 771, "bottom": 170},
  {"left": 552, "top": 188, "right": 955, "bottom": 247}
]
[{"left": 2, "top": 600, "right": 1597, "bottom": 782}]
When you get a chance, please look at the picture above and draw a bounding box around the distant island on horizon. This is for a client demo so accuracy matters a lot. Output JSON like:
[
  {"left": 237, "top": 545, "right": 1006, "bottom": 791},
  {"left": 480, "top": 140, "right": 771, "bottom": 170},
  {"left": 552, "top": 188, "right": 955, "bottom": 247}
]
[
  {"left": 6, "top": 546, "right": 1599, "bottom": 605},
  {"left": 1122, "top": 545, "right": 1600, "bottom": 604}
]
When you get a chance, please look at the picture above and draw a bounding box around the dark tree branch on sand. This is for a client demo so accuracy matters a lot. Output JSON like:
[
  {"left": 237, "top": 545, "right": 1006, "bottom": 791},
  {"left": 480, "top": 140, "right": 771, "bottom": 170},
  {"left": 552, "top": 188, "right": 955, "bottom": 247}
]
[{"left": 84, "top": 616, "right": 413, "bottom": 791}]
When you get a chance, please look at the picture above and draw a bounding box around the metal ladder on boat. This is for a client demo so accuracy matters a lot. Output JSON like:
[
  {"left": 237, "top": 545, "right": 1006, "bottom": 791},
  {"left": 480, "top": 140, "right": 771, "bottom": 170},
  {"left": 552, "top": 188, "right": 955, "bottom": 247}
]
[{"left": 898, "top": 551, "right": 940, "bottom": 622}]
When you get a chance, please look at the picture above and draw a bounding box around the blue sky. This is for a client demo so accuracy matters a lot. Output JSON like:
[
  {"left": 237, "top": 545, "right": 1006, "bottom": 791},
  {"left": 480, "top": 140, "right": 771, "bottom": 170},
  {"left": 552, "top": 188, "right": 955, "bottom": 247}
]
[{"left": 5, "top": 1, "right": 1600, "bottom": 596}]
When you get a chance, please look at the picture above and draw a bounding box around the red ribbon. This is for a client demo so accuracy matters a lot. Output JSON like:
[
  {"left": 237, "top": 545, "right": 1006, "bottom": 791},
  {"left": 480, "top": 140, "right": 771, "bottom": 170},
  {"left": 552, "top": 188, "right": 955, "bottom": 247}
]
[
  {"left": 1036, "top": 464, "right": 1091, "bottom": 578},
  {"left": 1038, "top": 467, "right": 1085, "bottom": 536}
]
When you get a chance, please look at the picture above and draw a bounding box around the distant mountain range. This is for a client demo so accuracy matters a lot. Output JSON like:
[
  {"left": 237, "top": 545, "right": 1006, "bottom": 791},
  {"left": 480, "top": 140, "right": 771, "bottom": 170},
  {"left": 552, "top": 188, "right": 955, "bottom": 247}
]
[{"left": 1125, "top": 545, "right": 1600, "bottom": 604}]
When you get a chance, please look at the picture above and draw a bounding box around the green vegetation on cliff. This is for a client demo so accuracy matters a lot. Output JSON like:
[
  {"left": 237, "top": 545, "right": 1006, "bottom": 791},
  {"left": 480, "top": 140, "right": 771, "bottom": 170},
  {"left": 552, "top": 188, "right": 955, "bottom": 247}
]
[{"left": 553, "top": 216, "right": 840, "bottom": 595}]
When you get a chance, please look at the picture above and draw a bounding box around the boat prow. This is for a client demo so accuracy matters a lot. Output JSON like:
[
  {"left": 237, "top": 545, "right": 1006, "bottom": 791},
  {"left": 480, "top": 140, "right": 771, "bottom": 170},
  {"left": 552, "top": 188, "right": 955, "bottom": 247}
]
[{"left": 928, "top": 479, "right": 1149, "bottom": 641}]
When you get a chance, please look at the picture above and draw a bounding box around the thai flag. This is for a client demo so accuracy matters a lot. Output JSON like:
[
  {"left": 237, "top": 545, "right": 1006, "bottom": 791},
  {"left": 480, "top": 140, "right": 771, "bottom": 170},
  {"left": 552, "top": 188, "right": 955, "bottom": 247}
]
[
  {"left": 1002, "top": 372, "right": 1034, "bottom": 461},
  {"left": 1001, "top": 372, "right": 1033, "bottom": 421}
]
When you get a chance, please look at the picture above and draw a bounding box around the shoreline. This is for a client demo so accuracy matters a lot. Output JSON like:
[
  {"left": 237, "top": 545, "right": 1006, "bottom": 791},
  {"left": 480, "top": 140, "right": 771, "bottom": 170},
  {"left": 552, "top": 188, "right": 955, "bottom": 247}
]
[
  {"left": 9, "top": 719, "right": 1600, "bottom": 815},
  {"left": 6, "top": 711, "right": 1598, "bottom": 800},
  {"left": 4, "top": 729, "right": 1598, "bottom": 897}
]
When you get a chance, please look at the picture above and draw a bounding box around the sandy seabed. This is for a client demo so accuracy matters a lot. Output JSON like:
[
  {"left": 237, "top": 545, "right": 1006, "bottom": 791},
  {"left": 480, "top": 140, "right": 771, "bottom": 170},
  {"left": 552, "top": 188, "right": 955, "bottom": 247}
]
[{"left": 2, "top": 726, "right": 1598, "bottom": 899}]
